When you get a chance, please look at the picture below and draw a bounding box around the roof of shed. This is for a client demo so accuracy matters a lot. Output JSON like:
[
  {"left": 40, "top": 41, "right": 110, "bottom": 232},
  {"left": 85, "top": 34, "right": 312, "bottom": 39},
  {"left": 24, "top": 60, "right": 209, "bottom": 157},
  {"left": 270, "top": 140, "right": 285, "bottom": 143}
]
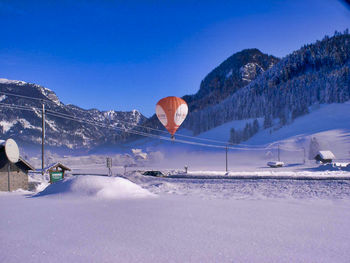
[
  {"left": 17, "top": 157, "right": 35, "bottom": 171},
  {"left": 317, "top": 151, "right": 335, "bottom": 160},
  {"left": 45, "top": 162, "right": 71, "bottom": 171}
]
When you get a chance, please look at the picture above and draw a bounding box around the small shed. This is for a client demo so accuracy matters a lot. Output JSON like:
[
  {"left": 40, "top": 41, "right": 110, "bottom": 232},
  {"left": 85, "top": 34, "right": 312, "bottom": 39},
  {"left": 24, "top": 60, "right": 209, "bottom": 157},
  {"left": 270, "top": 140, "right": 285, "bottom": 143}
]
[
  {"left": 45, "top": 162, "right": 71, "bottom": 183},
  {"left": 0, "top": 154, "right": 34, "bottom": 191},
  {"left": 267, "top": 161, "right": 284, "bottom": 168},
  {"left": 314, "top": 151, "right": 335, "bottom": 163}
]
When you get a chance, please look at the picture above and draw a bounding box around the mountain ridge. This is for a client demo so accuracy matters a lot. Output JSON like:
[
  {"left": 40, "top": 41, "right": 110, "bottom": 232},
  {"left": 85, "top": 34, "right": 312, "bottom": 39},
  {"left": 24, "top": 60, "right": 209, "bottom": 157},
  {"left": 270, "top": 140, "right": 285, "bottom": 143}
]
[
  {"left": 184, "top": 31, "right": 350, "bottom": 135},
  {"left": 183, "top": 48, "right": 279, "bottom": 112},
  {"left": 0, "top": 78, "right": 146, "bottom": 151}
]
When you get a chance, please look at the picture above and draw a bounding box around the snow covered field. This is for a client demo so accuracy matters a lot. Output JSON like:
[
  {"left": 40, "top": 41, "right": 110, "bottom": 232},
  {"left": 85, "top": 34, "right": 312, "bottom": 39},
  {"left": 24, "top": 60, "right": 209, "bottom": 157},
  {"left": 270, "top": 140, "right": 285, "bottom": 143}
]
[{"left": 1, "top": 174, "right": 350, "bottom": 263}]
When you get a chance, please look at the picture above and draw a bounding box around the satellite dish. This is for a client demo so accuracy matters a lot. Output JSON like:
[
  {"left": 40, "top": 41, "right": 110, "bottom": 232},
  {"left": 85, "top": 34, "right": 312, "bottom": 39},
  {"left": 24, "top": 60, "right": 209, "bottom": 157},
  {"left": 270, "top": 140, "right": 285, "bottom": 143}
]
[{"left": 4, "top": 139, "right": 19, "bottom": 163}]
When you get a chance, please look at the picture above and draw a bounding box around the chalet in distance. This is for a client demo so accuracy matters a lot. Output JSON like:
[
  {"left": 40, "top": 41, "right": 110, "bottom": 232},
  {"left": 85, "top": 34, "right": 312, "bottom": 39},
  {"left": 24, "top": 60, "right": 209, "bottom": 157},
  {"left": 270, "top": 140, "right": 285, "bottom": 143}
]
[{"left": 314, "top": 151, "right": 335, "bottom": 164}]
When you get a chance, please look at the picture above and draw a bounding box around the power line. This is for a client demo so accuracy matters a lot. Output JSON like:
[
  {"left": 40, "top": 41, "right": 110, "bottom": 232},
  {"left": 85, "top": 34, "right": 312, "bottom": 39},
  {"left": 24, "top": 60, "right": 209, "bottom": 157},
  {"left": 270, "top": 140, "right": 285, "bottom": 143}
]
[
  {"left": 0, "top": 91, "right": 52, "bottom": 103},
  {"left": 52, "top": 104, "right": 235, "bottom": 145},
  {"left": 45, "top": 110, "right": 267, "bottom": 150},
  {"left": 0, "top": 102, "right": 303, "bottom": 151},
  {"left": 0, "top": 102, "right": 164, "bottom": 142},
  {"left": 44, "top": 108, "right": 278, "bottom": 150},
  {"left": 46, "top": 107, "right": 253, "bottom": 146},
  {"left": 45, "top": 110, "right": 189, "bottom": 144},
  {"left": 0, "top": 90, "right": 259, "bottom": 146},
  {"left": 0, "top": 103, "right": 39, "bottom": 113},
  {"left": 0, "top": 103, "right": 256, "bottom": 149},
  {"left": 1, "top": 90, "right": 300, "bottom": 149}
]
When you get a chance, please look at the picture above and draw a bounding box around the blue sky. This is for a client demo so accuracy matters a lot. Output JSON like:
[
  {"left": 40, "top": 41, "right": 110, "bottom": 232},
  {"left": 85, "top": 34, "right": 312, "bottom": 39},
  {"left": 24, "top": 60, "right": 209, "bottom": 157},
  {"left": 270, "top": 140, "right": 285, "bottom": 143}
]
[{"left": 0, "top": 0, "right": 349, "bottom": 117}]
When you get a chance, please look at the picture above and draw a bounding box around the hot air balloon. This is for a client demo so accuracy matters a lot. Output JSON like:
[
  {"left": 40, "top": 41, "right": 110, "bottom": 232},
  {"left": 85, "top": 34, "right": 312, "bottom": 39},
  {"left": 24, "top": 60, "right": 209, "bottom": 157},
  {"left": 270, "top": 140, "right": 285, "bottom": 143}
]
[{"left": 156, "top": 96, "right": 188, "bottom": 139}]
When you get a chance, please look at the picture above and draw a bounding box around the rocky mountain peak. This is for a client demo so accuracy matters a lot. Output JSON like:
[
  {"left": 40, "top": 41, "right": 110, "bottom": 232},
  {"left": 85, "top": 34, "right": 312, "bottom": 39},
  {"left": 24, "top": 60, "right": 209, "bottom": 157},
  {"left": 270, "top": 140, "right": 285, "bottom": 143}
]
[
  {"left": 182, "top": 48, "right": 280, "bottom": 112},
  {"left": 0, "top": 79, "right": 147, "bottom": 151}
]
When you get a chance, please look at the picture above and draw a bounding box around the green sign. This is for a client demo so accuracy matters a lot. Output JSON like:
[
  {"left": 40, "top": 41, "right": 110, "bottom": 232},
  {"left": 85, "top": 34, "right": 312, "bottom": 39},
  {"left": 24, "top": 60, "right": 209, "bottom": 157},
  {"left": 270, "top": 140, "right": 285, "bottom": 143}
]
[{"left": 50, "top": 171, "right": 63, "bottom": 183}]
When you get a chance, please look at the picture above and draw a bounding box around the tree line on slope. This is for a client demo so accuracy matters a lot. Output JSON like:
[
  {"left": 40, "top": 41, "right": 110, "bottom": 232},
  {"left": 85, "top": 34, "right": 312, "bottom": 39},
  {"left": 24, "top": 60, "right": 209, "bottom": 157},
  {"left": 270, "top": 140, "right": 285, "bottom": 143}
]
[{"left": 184, "top": 30, "right": 350, "bottom": 142}]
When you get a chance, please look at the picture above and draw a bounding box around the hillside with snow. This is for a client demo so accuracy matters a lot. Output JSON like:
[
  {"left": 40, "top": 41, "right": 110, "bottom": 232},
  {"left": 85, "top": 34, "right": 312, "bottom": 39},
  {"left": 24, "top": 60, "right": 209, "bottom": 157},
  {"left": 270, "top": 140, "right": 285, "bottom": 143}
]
[{"left": 198, "top": 102, "right": 350, "bottom": 154}]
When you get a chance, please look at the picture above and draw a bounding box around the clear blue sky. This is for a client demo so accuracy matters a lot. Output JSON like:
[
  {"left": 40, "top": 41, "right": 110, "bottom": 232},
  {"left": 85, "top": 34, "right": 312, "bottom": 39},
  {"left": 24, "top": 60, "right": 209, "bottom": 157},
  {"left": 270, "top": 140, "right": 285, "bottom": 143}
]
[{"left": 1, "top": 0, "right": 349, "bottom": 117}]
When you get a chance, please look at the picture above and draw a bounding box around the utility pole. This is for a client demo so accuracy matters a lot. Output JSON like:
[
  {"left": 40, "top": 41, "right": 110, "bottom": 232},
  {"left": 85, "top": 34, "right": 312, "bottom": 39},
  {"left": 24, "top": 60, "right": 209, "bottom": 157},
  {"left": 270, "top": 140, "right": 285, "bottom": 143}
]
[
  {"left": 225, "top": 145, "right": 228, "bottom": 173},
  {"left": 278, "top": 144, "right": 280, "bottom": 162},
  {"left": 107, "top": 157, "right": 112, "bottom": 176},
  {"left": 7, "top": 163, "right": 10, "bottom": 191},
  {"left": 302, "top": 147, "right": 306, "bottom": 164},
  {"left": 42, "top": 102, "right": 45, "bottom": 176}
]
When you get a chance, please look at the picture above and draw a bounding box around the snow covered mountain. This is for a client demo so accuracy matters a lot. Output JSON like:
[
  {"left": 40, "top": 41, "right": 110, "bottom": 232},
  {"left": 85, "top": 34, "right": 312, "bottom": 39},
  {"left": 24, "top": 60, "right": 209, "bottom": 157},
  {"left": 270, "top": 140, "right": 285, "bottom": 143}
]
[
  {"left": 133, "top": 48, "right": 280, "bottom": 138},
  {"left": 185, "top": 31, "right": 350, "bottom": 135},
  {"left": 183, "top": 48, "right": 279, "bottom": 113},
  {"left": 0, "top": 78, "right": 146, "bottom": 151},
  {"left": 126, "top": 31, "right": 350, "bottom": 155}
]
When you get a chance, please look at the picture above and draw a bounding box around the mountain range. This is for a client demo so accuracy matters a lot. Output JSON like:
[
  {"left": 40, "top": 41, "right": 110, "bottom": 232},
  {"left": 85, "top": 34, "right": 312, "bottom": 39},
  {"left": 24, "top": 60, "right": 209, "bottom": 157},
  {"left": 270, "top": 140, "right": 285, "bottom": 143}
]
[
  {"left": 0, "top": 78, "right": 146, "bottom": 152},
  {"left": 0, "top": 30, "right": 349, "bottom": 153}
]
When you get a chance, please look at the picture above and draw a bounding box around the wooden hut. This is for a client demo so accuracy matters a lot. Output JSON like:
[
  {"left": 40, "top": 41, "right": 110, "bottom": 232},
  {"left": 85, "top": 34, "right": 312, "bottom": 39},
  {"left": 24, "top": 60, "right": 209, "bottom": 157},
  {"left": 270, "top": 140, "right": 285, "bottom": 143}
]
[{"left": 0, "top": 154, "right": 34, "bottom": 191}]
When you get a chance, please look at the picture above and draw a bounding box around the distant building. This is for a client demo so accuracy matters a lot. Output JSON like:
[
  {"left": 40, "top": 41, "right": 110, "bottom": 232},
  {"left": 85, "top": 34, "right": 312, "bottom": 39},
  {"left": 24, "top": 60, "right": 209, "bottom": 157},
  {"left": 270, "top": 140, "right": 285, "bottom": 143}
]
[
  {"left": 0, "top": 153, "right": 34, "bottom": 191},
  {"left": 314, "top": 151, "right": 335, "bottom": 163},
  {"left": 132, "top": 149, "right": 148, "bottom": 161}
]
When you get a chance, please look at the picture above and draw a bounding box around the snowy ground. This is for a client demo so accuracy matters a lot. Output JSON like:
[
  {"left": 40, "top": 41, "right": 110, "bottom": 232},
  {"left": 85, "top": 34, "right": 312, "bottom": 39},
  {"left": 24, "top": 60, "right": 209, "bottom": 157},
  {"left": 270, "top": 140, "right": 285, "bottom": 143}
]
[{"left": 1, "top": 174, "right": 350, "bottom": 263}]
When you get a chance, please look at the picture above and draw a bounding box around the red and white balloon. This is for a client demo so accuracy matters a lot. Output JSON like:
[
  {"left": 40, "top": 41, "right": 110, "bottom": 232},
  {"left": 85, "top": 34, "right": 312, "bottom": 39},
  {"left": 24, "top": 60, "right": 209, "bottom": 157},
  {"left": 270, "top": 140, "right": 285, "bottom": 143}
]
[{"left": 156, "top": 96, "right": 188, "bottom": 139}]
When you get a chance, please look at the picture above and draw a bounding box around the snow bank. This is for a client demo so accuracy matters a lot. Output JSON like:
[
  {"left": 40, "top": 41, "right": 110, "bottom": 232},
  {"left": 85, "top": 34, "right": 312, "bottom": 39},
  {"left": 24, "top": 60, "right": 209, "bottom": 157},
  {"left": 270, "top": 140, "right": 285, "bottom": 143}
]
[{"left": 35, "top": 175, "right": 156, "bottom": 199}]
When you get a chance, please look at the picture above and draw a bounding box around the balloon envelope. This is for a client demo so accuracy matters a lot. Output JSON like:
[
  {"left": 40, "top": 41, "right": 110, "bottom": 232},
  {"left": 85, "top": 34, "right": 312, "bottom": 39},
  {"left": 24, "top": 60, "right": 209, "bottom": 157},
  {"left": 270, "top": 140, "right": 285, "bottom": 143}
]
[{"left": 156, "top": 96, "right": 188, "bottom": 137}]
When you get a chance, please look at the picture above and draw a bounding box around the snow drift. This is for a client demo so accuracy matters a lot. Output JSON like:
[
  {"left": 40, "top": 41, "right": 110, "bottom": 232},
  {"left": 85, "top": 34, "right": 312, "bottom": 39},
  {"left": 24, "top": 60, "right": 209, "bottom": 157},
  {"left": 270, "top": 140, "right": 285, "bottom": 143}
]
[{"left": 34, "top": 175, "right": 156, "bottom": 199}]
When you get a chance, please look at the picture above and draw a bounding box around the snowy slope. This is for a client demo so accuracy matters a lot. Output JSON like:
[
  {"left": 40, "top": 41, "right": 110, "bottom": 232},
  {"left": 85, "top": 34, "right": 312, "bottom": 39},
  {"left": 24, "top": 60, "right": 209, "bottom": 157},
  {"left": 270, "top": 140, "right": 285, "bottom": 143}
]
[
  {"left": 248, "top": 103, "right": 350, "bottom": 144},
  {"left": 194, "top": 102, "right": 350, "bottom": 158}
]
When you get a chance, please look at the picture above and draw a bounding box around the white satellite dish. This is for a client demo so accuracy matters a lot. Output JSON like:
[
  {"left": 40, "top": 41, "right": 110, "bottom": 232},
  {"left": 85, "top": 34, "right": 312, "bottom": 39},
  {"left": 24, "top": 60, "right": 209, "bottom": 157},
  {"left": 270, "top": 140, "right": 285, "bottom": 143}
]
[{"left": 4, "top": 139, "right": 19, "bottom": 163}]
